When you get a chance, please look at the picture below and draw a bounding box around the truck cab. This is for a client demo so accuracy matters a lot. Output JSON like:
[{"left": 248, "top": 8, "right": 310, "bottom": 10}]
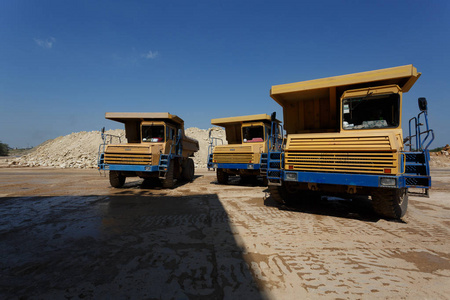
[
  {"left": 207, "top": 114, "right": 281, "bottom": 184},
  {"left": 267, "top": 65, "right": 434, "bottom": 219},
  {"left": 98, "top": 112, "right": 199, "bottom": 188}
]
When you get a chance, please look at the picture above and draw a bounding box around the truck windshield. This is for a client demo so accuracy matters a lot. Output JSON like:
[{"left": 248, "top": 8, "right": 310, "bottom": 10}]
[
  {"left": 342, "top": 94, "right": 400, "bottom": 130},
  {"left": 243, "top": 126, "right": 264, "bottom": 143},
  {"left": 142, "top": 125, "right": 165, "bottom": 142}
]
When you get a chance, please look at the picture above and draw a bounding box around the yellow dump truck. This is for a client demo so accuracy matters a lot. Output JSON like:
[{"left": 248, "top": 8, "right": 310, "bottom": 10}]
[
  {"left": 266, "top": 65, "right": 434, "bottom": 219},
  {"left": 98, "top": 113, "right": 199, "bottom": 188},
  {"left": 207, "top": 114, "right": 282, "bottom": 184}
]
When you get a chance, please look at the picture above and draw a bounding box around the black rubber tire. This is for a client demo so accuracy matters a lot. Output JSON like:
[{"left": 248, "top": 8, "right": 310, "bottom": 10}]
[
  {"left": 109, "top": 171, "right": 125, "bottom": 188},
  {"left": 268, "top": 184, "right": 285, "bottom": 204},
  {"left": 181, "top": 158, "right": 195, "bottom": 181},
  {"left": 217, "top": 169, "right": 228, "bottom": 184},
  {"left": 372, "top": 188, "right": 408, "bottom": 219},
  {"left": 161, "top": 161, "right": 175, "bottom": 188},
  {"left": 262, "top": 177, "right": 268, "bottom": 186},
  {"left": 268, "top": 184, "right": 298, "bottom": 204}
]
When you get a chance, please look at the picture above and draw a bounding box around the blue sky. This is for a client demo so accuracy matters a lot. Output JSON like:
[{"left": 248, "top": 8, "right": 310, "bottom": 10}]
[{"left": 1, "top": 0, "right": 449, "bottom": 148}]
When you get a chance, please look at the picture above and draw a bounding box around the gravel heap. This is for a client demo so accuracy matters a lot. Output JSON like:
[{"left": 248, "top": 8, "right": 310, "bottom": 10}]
[
  {"left": 185, "top": 127, "right": 226, "bottom": 168},
  {"left": 10, "top": 127, "right": 226, "bottom": 169}
]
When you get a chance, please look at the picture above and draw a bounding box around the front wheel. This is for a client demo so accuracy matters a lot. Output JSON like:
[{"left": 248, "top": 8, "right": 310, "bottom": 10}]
[
  {"left": 372, "top": 188, "right": 408, "bottom": 219},
  {"left": 216, "top": 169, "right": 228, "bottom": 184},
  {"left": 161, "top": 161, "right": 175, "bottom": 188},
  {"left": 181, "top": 158, "right": 195, "bottom": 181},
  {"left": 268, "top": 183, "right": 298, "bottom": 204},
  {"left": 109, "top": 171, "right": 125, "bottom": 188}
]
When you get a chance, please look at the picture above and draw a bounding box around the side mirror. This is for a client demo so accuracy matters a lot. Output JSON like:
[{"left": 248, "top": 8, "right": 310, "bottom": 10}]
[
  {"left": 271, "top": 112, "right": 276, "bottom": 122},
  {"left": 177, "top": 129, "right": 182, "bottom": 138},
  {"left": 418, "top": 97, "right": 427, "bottom": 112},
  {"left": 101, "top": 127, "right": 105, "bottom": 134}
]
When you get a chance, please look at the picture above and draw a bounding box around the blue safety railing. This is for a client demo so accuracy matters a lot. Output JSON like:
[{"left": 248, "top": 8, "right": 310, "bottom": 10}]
[
  {"left": 207, "top": 129, "right": 223, "bottom": 170},
  {"left": 406, "top": 110, "right": 434, "bottom": 152}
]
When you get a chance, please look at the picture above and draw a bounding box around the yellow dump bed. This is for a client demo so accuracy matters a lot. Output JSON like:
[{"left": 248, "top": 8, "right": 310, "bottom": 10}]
[
  {"left": 105, "top": 112, "right": 184, "bottom": 124},
  {"left": 271, "top": 65, "right": 420, "bottom": 106},
  {"left": 211, "top": 114, "right": 280, "bottom": 126},
  {"left": 211, "top": 114, "right": 280, "bottom": 145},
  {"left": 105, "top": 112, "right": 198, "bottom": 153},
  {"left": 270, "top": 65, "right": 420, "bottom": 134}
]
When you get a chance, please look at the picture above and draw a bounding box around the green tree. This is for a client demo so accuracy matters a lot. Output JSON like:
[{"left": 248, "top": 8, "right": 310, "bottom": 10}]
[
  {"left": 0, "top": 141, "right": 9, "bottom": 156},
  {"left": 430, "top": 146, "right": 444, "bottom": 152}
]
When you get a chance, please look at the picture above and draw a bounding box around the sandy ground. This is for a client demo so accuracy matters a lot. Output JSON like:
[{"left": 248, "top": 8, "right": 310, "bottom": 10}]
[{"left": 0, "top": 167, "right": 449, "bottom": 299}]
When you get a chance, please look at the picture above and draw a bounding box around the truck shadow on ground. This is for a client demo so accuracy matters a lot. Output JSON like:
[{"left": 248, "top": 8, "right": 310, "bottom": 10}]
[
  {"left": 264, "top": 191, "right": 382, "bottom": 222},
  {"left": 211, "top": 176, "right": 267, "bottom": 187},
  {"left": 0, "top": 193, "right": 264, "bottom": 299},
  {"left": 118, "top": 175, "right": 203, "bottom": 190}
]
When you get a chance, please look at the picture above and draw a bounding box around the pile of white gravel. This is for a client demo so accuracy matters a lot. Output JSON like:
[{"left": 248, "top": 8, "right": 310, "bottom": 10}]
[{"left": 10, "top": 127, "right": 226, "bottom": 169}]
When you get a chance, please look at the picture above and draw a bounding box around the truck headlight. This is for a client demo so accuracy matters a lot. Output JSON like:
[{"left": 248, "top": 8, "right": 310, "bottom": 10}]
[
  {"left": 380, "top": 177, "right": 397, "bottom": 187},
  {"left": 213, "top": 163, "right": 218, "bottom": 168},
  {"left": 145, "top": 166, "right": 152, "bottom": 171},
  {"left": 248, "top": 164, "right": 254, "bottom": 169},
  {"left": 285, "top": 172, "right": 297, "bottom": 181}
]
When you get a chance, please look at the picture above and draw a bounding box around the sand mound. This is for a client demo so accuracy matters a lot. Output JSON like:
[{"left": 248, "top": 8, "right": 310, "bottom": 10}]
[{"left": 10, "top": 127, "right": 226, "bottom": 169}]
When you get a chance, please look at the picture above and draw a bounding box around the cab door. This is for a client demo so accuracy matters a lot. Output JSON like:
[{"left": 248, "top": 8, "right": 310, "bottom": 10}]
[{"left": 165, "top": 125, "right": 177, "bottom": 154}]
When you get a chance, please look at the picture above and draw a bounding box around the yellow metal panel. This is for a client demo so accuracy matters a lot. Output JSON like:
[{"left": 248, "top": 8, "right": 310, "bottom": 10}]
[
  {"left": 285, "top": 152, "right": 398, "bottom": 175},
  {"left": 286, "top": 133, "right": 395, "bottom": 152},
  {"left": 214, "top": 145, "right": 253, "bottom": 152},
  {"left": 241, "top": 121, "right": 266, "bottom": 127},
  {"left": 213, "top": 153, "right": 254, "bottom": 164},
  {"left": 106, "top": 144, "right": 152, "bottom": 154},
  {"left": 105, "top": 112, "right": 184, "bottom": 124},
  {"left": 271, "top": 65, "right": 420, "bottom": 107},
  {"left": 341, "top": 85, "right": 401, "bottom": 99},
  {"left": 211, "top": 114, "right": 280, "bottom": 126}
]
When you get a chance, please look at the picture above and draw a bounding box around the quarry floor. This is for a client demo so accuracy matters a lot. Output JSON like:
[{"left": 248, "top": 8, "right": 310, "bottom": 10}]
[{"left": 0, "top": 167, "right": 449, "bottom": 299}]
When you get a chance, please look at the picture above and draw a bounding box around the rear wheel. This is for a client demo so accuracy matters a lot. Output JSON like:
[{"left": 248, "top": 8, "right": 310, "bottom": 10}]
[
  {"left": 109, "top": 171, "right": 125, "bottom": 188},
  {"left": 161, "top": 161, "right": 175, "bottom": 188},
  {"left": 217, "top": 169, "right": 228, "bottom": 184},
  {"left": 372, "top": 188, "right": 408, "bottom": 219},
  {"left": 181, "top": 158, "right": 195, "bottom": 181}
]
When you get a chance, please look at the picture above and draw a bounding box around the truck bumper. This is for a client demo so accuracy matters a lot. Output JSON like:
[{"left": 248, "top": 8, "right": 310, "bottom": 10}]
[
  {"left": 98, "top": 164, "right": 159, "bottom": 172},
  {"left": 210, "top": 163, "right": 261, "bottom": 170},
  {"left": 281, "top": 170, "right": 408, "bottom": 189}
]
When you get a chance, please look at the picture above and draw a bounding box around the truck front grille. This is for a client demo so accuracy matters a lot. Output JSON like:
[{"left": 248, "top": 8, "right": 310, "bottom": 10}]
[
  {"left": 104, "top": 153, "right": 152, "bottom": 165},
  {"left": 285, "top": 152, "right": 397, "bottom": 174},
  {"left": 213, "top": 153, "right": 254, "bottom": 164},
  {"left": 288, "top": 135, "right": 392, "bottom": 151},
  {"left": 104, "top": 145, "right": 152, "bottom": 165}
]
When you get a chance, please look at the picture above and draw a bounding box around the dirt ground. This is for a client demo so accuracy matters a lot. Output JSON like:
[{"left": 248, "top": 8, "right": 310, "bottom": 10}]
[{"left": 0, "top": 167, "right": 449, "bottom": 299}]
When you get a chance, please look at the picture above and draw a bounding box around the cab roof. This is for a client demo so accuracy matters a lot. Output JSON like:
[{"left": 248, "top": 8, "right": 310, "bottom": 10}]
[
  {"left": 270, "top": 65, "right": 421, "bottom": 107},
  {"left": 105, "top": 112, "right": 184, "bottom": 124},
  {"left": 211, "top": 114, "right": 280, "bottom": 127}
]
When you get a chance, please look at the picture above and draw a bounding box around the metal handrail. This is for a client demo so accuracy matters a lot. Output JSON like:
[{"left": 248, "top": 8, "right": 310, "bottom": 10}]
[
  {"left": 421, "top": 129, "right": 435, "bottom": 150},
  {"left": 270, "top": 122, "right": 284, "bottom": 152},
  {"left": 400, "top": 152, "right": 406, "bottom": 175},
  {"left": 207, "top": 137, "right": 223, "bottom": 158},
  {"left": 408, "top": 117, "right": 417, "bottom": 151},
  {"left": 406, "top": 110, "right": 433, "bottom": 151},
  {"left": 98, "top": 132, "right": 122, "bottom": 165}
]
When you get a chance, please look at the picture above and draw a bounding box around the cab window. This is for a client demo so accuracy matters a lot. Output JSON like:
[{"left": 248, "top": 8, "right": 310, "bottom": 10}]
[
  {"left": 342, "top": 94, "right": 400, "bottom": 130},
  {"left": 142, "top": 125, "right": 165, "bottom": 142},
  {"left": 243, "top": 126, "right": 264, "bottom": 143}
]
